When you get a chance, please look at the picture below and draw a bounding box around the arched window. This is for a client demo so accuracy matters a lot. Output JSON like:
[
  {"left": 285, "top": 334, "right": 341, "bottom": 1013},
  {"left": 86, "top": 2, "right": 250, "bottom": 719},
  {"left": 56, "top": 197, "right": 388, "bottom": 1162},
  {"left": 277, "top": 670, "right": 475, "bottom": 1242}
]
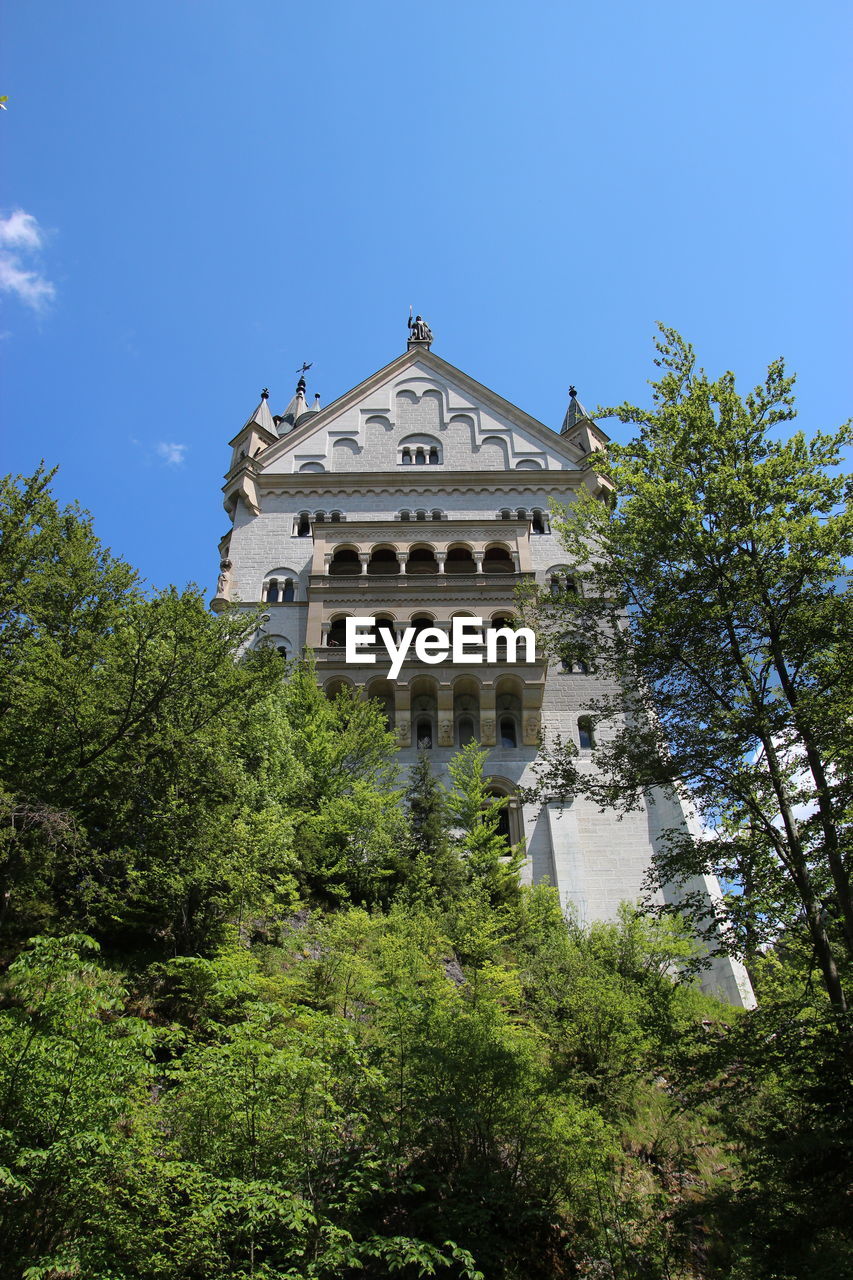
[
  {"left": 314, "top": 512, "right": 326, "bottom": 524},
  {"left": 327, "top": 617, "right": 349, "bottom": 647},
  {"left": 402, "top": 448, "right": 412, "bottom": 465},
  {"left": 499, "top": 716, "right": 517, "bottom": 748},
  {"left": 329, "top": 511, "right": 342, "bottom": 523},
  {"left": 407, "top": 547, "right": 438, "bottom": 575},
  {"left": 415, "top": 509, "right": 427, "bottom": 521},
  {"left": 578, "top": 717, "right": 594, "bottom": 750},
  {"left": 411, "top": 679, "right": 438, "bottom": 749},
  {"left": 399, "top": 509, "right": 411, "bottom": 521},
  {"left": 428, "top": 446, "right": 439, "bottom": 465},
  {"left": 415, "top": 447, "right": 426, "bottom": 465},
  {"left": 410, "top": 614, "right": 435, "bottom": 638},
  {"left": 500, "top": 508, "right": 512, "bottom": 521},
  {"left": 329, "top": 548, "right": 360, "bottom": 577},
  {"left": 431, "top": 509, "right": 443, "bottom": 521},
  {"left": 445, "top": 545, "right": 476, "bottom": 574},
  {"left": 296, "top": 513, "right": 311, "bottom": 537},
  {"left": 282, "top": 579, "right": 295, "bottom": 602},
  {"left": 276, "top": 643, "right": 289, "bottom": 659},
  {"left": 531, "top": 510, "right": 546, "bottom": 535},
  {"left": 265, "top": 579, "right": 279, "bottom": 603},
  {"left": 483, "top": 545, "right": 514, "bottom": 574},
  {"left": 454, "top": 679, "right": 480, "bottom": 746},
  {"left": 367, "top": 547, "right": 399, "bottom": 575}
]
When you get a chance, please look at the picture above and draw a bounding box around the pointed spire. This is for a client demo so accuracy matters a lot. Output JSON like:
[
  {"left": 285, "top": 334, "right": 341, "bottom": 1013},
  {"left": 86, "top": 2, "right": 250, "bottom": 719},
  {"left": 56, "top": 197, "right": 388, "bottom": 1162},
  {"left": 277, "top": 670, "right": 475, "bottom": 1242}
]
[
  {"left": 305, "top": 392, "right": 322, "bottom": 414},
  {"left": 560, "top": 385, "right": 594, "bottom": 435},
  {"left": 244, "top": 390, "right": 276, "bottom": 434},
  {"left": 276, "top": 374, "right": 309, "bottom": 434}
]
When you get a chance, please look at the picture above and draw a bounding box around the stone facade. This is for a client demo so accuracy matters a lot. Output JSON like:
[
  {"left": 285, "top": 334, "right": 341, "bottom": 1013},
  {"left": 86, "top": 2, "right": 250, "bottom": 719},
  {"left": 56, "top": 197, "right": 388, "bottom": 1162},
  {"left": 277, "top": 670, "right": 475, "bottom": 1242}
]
[{"left": 214, "top": 343, "right": 754, "bottom": 1008}]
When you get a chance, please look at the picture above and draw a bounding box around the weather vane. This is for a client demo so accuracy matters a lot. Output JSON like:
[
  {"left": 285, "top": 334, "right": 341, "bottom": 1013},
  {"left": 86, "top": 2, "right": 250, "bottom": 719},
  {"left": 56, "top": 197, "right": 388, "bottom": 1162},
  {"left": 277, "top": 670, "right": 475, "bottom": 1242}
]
[{"left": 295, "top": 361, "right": 313, "bottom": 375}]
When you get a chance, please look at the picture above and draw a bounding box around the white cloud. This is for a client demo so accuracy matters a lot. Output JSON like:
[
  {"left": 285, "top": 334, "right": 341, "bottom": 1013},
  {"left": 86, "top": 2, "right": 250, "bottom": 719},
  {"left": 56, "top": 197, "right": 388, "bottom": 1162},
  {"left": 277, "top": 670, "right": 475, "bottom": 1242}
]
[
  {"left": 156, "top": 442, "right": 187, "bottom": 466},
  {"left": 0, "top": 209, "right": 55, "bottom": 310},
  {"left": 0, "top": 210, "right": 43, "bottom": 250}
]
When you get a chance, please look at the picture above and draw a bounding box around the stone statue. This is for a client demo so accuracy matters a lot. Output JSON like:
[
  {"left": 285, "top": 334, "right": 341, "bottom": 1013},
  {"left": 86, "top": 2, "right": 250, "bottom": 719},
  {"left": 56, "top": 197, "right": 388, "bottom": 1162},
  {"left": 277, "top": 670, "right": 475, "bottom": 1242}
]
[
  {"left": 216, "top": 559, "right": 232, "bottom": 598},
  {"left": 407, "top": 309, "right": 433, "bottom": 344}
]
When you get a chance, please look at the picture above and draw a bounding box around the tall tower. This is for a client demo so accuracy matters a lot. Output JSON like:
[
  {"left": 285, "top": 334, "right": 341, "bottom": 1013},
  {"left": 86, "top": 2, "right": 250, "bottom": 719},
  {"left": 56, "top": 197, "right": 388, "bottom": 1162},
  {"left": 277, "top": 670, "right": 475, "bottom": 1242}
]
[{"left": 213, "top": 323, "right": 754, "bottom": 1008}]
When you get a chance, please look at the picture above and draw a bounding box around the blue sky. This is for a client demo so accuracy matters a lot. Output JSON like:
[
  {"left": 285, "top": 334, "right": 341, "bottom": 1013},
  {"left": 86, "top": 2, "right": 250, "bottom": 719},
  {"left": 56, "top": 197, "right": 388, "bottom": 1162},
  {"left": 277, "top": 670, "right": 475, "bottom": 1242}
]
[{"left": 2, "top": 1, "right": 851, "bottom": 592}]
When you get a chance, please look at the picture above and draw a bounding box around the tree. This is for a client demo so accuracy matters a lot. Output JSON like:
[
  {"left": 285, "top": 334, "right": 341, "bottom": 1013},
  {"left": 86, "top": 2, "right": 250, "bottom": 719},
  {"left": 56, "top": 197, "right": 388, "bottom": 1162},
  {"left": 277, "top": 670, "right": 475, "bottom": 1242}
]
[
  {"left": 446, "top": 742, "right": 525, "bottom": 907},
  {"left": 0, "top": 467, "right": 294, "bottom": 951},
  {"left": 402, "top": 751, "right": 464, "bottom": 903},
  {"left": 523, "top": 327, "right": 853, "bottom": 1016}
]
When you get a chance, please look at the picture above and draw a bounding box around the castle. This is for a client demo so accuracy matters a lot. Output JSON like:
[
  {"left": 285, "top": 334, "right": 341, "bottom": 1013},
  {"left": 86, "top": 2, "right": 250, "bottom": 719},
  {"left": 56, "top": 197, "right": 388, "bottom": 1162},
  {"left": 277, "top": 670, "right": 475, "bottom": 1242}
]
[{"left": 213, "top": 318, "right": 754, "bottom": 1008}]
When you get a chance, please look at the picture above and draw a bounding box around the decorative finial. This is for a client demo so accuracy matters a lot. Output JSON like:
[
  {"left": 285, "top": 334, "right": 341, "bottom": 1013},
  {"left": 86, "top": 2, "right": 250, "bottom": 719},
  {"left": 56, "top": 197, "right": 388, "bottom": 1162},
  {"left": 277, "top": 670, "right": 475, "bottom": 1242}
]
[
  {"left": 261, "top": 387, "right": 269, "bottom": 400},
  {"left": 407, "top": 306, "right": 433, "bottom": 347},
  {"left": 568, "top": 385, "right": 577, "bottom": 399}
]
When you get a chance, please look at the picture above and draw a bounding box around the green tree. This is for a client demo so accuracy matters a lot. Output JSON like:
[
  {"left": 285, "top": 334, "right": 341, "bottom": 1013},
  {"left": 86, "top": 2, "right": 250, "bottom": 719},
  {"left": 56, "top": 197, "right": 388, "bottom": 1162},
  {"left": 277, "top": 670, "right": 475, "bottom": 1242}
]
[
  {"left": 402, "top": 751, "right": 464, "bottom": 904},
  {"left": 523, "top": 326, "right": 852, "bottom": 1016},
  {"left": 446, "top": 742, "right": 525, "bottom": 907},
  {"left": 0, "top": 467, "right": 294, "bottom": 952}
]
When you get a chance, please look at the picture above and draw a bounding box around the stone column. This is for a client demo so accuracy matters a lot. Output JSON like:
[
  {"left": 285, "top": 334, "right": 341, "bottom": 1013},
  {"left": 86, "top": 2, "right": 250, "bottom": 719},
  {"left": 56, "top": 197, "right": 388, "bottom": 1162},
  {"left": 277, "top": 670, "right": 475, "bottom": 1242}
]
[
  {"left": 473, "top": 551, "right": 484, "bottom": 574},
  {"left": 435, "top": 551, "right": 447, "bottom": 575},
  {"left": 394, "top": 682, "right": 411, "bottom": 749},
  {"left": 358, "top": 553, "right": 370, "bottom": 575},
  {"left": 511, "top": 550, "right": 521, "bottom": 573},
  {"left": 437, "top": 684, "right": 454, "bottom": 748},
  {"left": 480, "top": 684, "right": 496, "bottom": 746},
  {"left": 396, "top": 551, "right": 410, "bottom": 574},
  {"left": 320, "top": 621, "right": 331, "bottom": 647}
]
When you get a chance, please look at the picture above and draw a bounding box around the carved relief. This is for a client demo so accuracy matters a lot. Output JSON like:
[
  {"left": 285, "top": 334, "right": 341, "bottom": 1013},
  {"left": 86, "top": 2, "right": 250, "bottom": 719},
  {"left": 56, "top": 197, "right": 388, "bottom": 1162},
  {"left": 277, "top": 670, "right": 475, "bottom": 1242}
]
[
  {"left": 524, "top": 714, "right": 541, "bottom": 744},
  {"left": 396, "top": 719, "right": 410, "bottom": 745},
  {"left": 438, "top": 721, "right": 454, "bottom": 747},
  {"left": 480, "top": 717, "right": 496, "bottom": 745}
]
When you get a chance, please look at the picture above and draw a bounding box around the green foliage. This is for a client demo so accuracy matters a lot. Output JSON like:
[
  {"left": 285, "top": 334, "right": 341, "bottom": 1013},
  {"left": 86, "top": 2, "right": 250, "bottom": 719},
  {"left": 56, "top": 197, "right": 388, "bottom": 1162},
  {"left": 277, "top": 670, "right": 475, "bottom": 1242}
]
[
  {"left": 2, "top": 454, "right": 851, "bottom": 1276},
  {"left": 446, "top": 742, "right": 525, "bottom": 906},
  {"left": 401, "top": 751, "right": 465, "bottom": 905},
  {"left": 524, "top": 326, "right": 853, "bottom": 1015}
]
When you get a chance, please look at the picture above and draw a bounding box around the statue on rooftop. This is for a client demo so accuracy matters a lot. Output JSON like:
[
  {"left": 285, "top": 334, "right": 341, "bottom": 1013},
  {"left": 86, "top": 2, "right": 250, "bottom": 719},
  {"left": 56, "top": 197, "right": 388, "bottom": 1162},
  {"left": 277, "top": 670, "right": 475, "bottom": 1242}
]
[{"left": 407, "top": 308, "right": 433, "bottom": 344}]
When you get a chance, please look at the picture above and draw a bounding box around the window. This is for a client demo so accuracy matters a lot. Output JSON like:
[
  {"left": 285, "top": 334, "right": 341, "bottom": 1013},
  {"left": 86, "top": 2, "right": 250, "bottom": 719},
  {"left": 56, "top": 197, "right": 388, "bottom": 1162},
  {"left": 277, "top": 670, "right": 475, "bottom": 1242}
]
[
  {"left": 399, "top": 509, "right": 411, "bottom": 521},
  {"left": 415, "top": 447, "right": 426, "bottom": 465},
  {"left": 483, "top": 545, "right": 514, "bottom": 574},
  {"left": 458, "top": 716, "right": 476, "bottom": 747},
  {"left": 282, "top": 579, "right": 295, "bottom": 602},
  {"left": 329, "top": 511, "right": 342, "bottom": 524},
  {"left": 531, "top": 510, "right": 547, "bottom": 534},
  {"left": 416, "top": 718, "right": 433, "bottom": 749},
  {"left": 276, "top": 644, "right": 288, "bottom": 659},
  {"left": 265, "top": 579, "right": 279, "bottom": 603},
  {"left": 578, "top": 717, "right": 594, "bottom": 750},
  {"left": 431, "top": 509, "right": 443, "bottom": 521},
  {"left": 428, "top": 447, "right": 439, "bottom": 464},
  {"left": 296, "top": 513, "right": 311, "bottom": 537},
  {"left": 500, "top": 716, "right": 518, "bottom": 748},
  {"left": 329, "top": 549, "right": 360, "bottom": 576},
  {"left": 402, "top": 448, "right": 412, "bottom": 465}
]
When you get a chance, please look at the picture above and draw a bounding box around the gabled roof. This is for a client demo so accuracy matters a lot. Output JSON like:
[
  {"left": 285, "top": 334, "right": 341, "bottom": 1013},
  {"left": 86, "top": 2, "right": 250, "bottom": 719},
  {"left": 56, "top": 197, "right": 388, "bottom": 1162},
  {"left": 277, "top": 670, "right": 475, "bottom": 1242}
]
[{"left": 257, "top": 345, "right": 599, "bottom": 468}]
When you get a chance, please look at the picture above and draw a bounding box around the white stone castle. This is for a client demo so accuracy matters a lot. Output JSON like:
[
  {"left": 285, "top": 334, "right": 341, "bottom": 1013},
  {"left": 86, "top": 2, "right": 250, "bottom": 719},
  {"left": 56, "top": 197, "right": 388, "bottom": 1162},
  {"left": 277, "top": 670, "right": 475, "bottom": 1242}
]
[{"left": 214, "top": 318, "right": 754, "bottom": 1007}]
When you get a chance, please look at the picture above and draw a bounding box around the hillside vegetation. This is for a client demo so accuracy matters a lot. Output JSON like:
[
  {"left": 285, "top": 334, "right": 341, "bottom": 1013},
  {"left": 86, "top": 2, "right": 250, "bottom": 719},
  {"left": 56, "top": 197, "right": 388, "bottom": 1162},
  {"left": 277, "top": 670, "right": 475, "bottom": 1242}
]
[{"left": 0, "top": 467, "right": 850, "bottom": 1279}]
